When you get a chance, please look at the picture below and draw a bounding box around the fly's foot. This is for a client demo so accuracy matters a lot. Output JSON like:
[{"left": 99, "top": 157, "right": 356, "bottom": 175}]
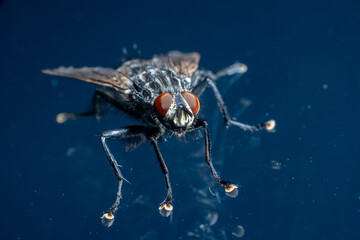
[
  {"left": 218, "top": 180, "right": 239, "bottom": 198},
  {"left": 265, "top": 119, "right": 276, "bottom": 131},
  {"left": 56, "top": 112, "right": 75, "bottom": 124},
  {"left": 101, "top": 212, "right": 115, "bottom": 227},
  {"left": 225, "top": 183, "right": 239, "bottom": 198},
  {"left": 158, "top": 202, "right": 173, "bottom": 217}
]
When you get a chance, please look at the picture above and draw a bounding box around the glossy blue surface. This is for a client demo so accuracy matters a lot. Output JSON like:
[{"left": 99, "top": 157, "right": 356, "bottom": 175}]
[{"left": 1, "top": 0, "right": 359, "bottom": 239}]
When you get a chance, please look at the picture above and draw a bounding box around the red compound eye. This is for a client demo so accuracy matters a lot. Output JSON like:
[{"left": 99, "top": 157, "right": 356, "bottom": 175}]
[
  {"left": 181, "top": 91, "right": 200, "bottom": 115},
  {"left": 154, "top": 92, "right": 173, "bottom": 117}
]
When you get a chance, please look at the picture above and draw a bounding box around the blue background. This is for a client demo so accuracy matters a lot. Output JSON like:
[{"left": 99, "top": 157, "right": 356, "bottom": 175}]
[{"left": 1, "top": 0, "right": 359, "bottom": 239}]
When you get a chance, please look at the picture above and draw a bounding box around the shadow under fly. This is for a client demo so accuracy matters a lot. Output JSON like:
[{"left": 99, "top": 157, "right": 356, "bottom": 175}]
[{"left": 42, "top": 50, "right": 276, "bottom": 227}]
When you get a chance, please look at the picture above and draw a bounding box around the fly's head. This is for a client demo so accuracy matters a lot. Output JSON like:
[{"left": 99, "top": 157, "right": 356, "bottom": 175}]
[{"left": 154, "top": 91, "right": 200, "bottom": 133}]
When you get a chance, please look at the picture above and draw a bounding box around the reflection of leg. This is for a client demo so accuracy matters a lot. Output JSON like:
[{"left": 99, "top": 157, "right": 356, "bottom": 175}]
[
  {"left": 150, "top": 138, "right": 174, "bottom": 217},
  {"left": 99, "top": 126, "right": 148, "bottom": 227},
  {"left": 56, "top": 89, "right": 120, "bottom": 123},
  {"left": 195, "top": 119, "right": 239, "bottom": 198},
  {"left": 207, "top": 78, "right": 276, "bottom": 132}
]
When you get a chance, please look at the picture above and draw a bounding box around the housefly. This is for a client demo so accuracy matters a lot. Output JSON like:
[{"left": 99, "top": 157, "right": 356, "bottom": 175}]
[{"left": 42, "top": 51, "right": 276, "bottom": 227}]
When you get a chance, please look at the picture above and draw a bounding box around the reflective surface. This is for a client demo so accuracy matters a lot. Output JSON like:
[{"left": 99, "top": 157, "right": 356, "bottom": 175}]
[{"left": 1, "top": 0, "right": 360, "bottom": 239}]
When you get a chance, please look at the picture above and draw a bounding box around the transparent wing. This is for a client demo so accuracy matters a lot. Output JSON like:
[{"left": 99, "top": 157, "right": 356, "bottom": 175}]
[
  {"left": 152, "top": 51, "right": 201, "bottom": 77},
  {"left": 42, "top": 66, "right": 133, "bottom": 93},
  {"left": 167, "top": 51, "right": 200, "bottom": 77}
]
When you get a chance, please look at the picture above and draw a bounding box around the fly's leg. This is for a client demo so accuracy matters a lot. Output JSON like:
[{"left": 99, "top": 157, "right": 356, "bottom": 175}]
[
  {"left": 99, "top": 126, "right": 148, "bottom": 227},
  {"left": 207, "top": 78, "right": 276, "bottom": 132},
  {"left": 56, "top": 89, "right": 119, "bottom": 123},
  {"left": 214, "top": 62, "right": 248, "bottom": 79},
  {"left": 150, "top": 138, "right": 173, "bottom": 217},
  {"left": 195, "top": 119, "right": 239, "bottom": 198}
]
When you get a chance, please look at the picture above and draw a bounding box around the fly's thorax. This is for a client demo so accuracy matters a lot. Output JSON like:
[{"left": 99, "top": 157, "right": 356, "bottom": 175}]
[
  {"left": 136, "top": 68, "right": 184, "bottom": 93},
  {"left": 154, "top": 91, "right": 200, "bottom": 131}
]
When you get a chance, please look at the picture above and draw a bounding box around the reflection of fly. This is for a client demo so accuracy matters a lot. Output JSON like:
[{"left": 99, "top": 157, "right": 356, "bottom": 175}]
[{"left": 43, "top": 51, "right": 275, "bottom": 227}]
